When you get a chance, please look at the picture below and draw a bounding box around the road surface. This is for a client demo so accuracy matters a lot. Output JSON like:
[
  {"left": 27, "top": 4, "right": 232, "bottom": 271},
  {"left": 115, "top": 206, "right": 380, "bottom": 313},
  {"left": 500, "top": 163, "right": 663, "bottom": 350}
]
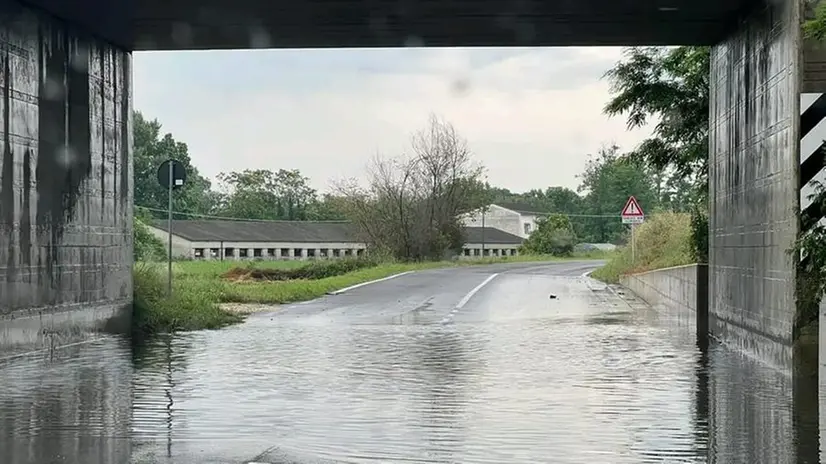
[{"left": 0, "top": 260, "right": 815, "bottom": 464}]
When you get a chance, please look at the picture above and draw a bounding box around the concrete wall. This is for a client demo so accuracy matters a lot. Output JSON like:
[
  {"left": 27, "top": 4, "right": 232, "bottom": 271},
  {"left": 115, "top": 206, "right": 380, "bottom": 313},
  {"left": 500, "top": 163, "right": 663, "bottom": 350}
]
[
  {"left": 622, "top": 264, "right": 819, "bottom": 460},
  {"left": 0, "top": 1, "right": 133, "bottom": 356},
  {"left": 707, "top": 0, "right": 800, "bottom": 362},
  {"left": 620, "top": 264, "right": 702, "bottom": 331}
]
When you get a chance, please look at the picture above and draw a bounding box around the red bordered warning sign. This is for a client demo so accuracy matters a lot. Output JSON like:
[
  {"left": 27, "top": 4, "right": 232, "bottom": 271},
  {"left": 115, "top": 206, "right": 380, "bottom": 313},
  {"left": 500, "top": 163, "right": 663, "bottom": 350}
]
[{"left": 621, "top": 196, "right": 644, "bottom": 224}]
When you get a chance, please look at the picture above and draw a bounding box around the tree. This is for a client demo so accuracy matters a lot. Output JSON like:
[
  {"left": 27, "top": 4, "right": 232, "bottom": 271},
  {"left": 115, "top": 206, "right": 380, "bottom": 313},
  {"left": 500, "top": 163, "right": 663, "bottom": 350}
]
[
  {"left": 216, "top": 169, "right": 318, "bottom": 220},
  {"left": 134, "top": 219, "right": 167, "bottom": 261},
  {"left": 577, "top": 144, "right": 659, "bottom": 244},
  {"left": 337, "top": 114, "right": 487, "bottom": 260},
  {"left": 521, "top": 214, "right": 577, "bottom": 256},
  {"left": 792, "top": 179, "right": 826, "bottom": 337},
  {"left": 134, "top": 207, "right": 166, "bottom": 261},
  {"left": 133, "top": 111, "right": 218, "bottom": 217},
  {"left": 804, "top": 2, "right": 826, "bottom": 41},
  {"left": 541, "top": 187, "right": 583, "bottom": 214},
  {"left": 306, "top": 193, "right": 350, "bottom": 220},
  {"left": 603, "top": 46, "right": 709, "bottom": 199}
]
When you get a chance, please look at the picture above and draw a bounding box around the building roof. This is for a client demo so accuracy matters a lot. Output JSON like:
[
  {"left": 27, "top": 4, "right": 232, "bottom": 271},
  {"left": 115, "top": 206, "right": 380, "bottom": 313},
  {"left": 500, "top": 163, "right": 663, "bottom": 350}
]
[
  {"left": 494, "top": 202, "right": 549, "bottom": 216},
  {"left": 150, "top": 220, "right": 523, "bottom": 246},
  {"left": 152, "top": 220, "right": 362, "bottom": 243},
  {"left": 463, "top": 227, "right": 524, "bottom": 245}
]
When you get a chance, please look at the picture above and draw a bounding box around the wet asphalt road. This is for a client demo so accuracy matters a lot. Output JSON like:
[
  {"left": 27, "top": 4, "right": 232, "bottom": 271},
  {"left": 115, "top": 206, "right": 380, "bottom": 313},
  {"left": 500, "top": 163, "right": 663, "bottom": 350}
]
[{"left": 0, "top": 260, "right": 820, "bottom": 463}]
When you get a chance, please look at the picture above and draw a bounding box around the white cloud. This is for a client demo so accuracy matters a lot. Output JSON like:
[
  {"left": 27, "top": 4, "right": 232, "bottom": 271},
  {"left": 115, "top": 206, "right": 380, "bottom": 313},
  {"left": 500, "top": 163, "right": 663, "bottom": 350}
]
[{"left": 132, "top": 46, "right": 649, "bottom": 195}]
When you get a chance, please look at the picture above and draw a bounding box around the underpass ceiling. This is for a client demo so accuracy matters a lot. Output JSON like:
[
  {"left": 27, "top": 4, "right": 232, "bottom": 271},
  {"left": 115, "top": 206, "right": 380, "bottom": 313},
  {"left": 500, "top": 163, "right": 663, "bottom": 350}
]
[{"left": 23, "top": 0, "right": 757, "bottom": 50}]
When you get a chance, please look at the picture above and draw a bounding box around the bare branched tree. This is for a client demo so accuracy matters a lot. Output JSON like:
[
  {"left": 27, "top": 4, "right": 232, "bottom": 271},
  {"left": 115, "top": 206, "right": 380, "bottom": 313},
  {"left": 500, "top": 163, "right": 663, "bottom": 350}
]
[{"left": 336, "top": 114, "right": 488, "bottom": 260}]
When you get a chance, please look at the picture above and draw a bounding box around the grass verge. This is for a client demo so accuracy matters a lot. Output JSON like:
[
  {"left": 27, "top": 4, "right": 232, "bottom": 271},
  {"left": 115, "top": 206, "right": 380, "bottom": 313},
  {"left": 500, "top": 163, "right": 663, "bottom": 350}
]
[
  {"left": 134, "top": 251, "right": 608, "bottom": 334},
  {"left": 133, "top": 263, "right": 243, "bottom": 335},
  {"left": 589, "top": 212, "right": 695, "bottom": 284}
]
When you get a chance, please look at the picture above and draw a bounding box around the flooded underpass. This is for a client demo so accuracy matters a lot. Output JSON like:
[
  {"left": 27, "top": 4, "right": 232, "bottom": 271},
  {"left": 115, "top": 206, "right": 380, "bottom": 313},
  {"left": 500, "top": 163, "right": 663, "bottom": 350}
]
[{"left": 0, "top": 262, "right": 820, "bottom": 463}]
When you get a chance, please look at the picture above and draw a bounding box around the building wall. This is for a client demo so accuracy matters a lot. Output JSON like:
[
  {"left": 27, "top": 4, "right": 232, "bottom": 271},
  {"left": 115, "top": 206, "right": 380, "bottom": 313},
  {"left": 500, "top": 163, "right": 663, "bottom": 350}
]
[
  {"left": 147, "top": 226, "right": 196, "bottom": 258},
  {"left": 519, "top": 214, "right": 538, "bottom": 236},
  {"left": 145, "top": 227, "right": 522, "bottom": 261},
  {"left": 145, "top": 227, "right": 369, "bottom": 260},
  {"left": 707, "top": 0, "right": 800, "bottom": 361},
  {"left": 188, "top": 240, "right": 368, "bottom": 259},
  {"left": 460, "top": 243, "right": 521, "bottom": 259},
  {"left": 0, "top": 2, "right": 132, "bottom": 356},
  {"left": 461, "top": 205, "right": 536, "bottom": 238}
]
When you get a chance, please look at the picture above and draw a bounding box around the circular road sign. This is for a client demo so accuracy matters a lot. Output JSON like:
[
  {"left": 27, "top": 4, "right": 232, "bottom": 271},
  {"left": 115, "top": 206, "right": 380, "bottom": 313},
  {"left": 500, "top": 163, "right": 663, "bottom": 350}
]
[{"left": 157, "top": 159, "right": 187, "bottom": 190}]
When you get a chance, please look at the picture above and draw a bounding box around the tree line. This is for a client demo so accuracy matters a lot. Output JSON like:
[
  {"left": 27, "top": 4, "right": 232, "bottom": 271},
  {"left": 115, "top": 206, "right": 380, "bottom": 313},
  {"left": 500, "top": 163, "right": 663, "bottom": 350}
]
[
  {"left": 134, "top": 47, "right": 714, "bottom": 261},
  {"left": 133, "top": 111, "right": 687, "bottom": 260}
]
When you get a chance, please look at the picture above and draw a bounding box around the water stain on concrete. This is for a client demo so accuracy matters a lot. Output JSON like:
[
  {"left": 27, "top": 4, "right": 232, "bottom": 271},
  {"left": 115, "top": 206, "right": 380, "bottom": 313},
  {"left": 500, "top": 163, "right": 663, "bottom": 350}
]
[
  {"left": 1, "top": 50, "right": 15, "bottom": 287},
  {"left": 34, "top": 27, "right": 93, "bottom": 285}
]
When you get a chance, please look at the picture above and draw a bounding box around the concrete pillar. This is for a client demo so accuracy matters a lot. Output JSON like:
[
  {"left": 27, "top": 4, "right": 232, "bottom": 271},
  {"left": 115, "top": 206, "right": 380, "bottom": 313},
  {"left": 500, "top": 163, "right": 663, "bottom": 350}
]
[
  {"left": 0, "top": 2, "right": 132, "bottom": 353},
  {"left": 708, "top": 0, "right": 800, "bottom": 364}
]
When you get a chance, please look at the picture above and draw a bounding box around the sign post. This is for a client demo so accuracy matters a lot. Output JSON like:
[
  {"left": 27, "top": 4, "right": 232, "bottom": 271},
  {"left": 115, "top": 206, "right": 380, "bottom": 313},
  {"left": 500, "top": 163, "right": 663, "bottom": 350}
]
[
  {"left": 157, "top": 159, "right": 188, "bottom": 296},
  {"left": 481, "top": 205, "right": 487, "bottom": 257},
  {"left": 620, "top": 196, "right": 645, "bottom": 264}
]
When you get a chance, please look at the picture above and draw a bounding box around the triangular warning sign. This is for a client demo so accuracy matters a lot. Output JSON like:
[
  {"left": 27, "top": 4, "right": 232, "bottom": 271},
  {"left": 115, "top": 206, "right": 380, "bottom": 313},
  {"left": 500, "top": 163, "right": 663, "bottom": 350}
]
[{"left": 621, "top": 196, "right": 644, "bottom": 217}]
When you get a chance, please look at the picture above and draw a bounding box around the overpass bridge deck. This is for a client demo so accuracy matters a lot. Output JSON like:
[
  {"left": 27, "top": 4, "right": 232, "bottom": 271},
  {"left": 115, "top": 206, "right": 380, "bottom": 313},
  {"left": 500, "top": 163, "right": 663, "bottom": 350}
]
[{"left": 22, "top": 0, "right": 755, "bottom": 50}]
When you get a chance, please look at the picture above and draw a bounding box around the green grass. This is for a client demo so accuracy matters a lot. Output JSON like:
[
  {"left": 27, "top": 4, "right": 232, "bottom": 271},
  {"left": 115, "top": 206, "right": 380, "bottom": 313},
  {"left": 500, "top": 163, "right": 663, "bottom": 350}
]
[
  {"left": 134, "top": 251, "right": 608, "bottom": 334},
  {"left": 159, "top": 259, "right": 308, "bottom": 278},
  {"left": 590, "top": 212, "right": 695, "bottom": 284},
  {"left": 132, "top": 263, "right": 243, "bottom": 335}
]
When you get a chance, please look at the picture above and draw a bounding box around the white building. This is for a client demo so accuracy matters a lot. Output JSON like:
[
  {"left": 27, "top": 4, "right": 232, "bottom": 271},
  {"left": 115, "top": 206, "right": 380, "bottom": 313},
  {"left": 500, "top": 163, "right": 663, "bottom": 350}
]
[
  {"left": 147, "top": 220, "right": 524, "bottom": 261},
  {"left": 148, "top": 220, "right": 367, "bottom": 260},
  {"left": 461, "top": 202, "right": 548, "bottom": 238},
  {"left": 461, "top": 226, "right": 525, "bottom": 259}
]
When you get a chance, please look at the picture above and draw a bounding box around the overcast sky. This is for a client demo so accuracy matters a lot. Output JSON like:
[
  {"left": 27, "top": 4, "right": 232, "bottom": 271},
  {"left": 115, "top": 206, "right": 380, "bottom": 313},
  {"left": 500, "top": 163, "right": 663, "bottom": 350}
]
[{"left": 132, "top": 47, "right": 650, "bottom": 194}]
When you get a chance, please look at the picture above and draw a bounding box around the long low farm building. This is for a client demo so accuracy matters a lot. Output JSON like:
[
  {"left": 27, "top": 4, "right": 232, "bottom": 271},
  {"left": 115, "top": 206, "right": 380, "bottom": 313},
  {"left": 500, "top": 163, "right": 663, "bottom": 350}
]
[{"left": 148, "top": 220, "right": 525, "bottom": 260}]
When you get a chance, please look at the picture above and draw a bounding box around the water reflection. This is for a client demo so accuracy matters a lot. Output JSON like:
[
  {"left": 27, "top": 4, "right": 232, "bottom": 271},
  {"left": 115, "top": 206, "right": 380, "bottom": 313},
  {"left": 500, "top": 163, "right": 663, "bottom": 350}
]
[
  {"left": 0, "top": 280, "right": 821, "bottom": 463},
  {"left": 692, "top": 331, "right": 819, "bottom": 464},
  {"left": 413, "top": 329, "right": 471, "bottom": 463},
  {"left": 0, "top": 337, "right": 133, "bottom": 464}
]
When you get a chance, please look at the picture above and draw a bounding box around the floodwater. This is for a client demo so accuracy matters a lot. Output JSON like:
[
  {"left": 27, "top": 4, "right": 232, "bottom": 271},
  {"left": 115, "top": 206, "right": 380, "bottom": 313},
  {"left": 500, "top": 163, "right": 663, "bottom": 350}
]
[{"left": 0, "top": 273, "right": 820, "bottom": 464}]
